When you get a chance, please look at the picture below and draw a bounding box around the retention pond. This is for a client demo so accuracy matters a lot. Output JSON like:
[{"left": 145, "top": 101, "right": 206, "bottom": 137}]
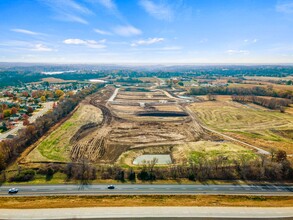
[
  {"left": 133, "top": 154, "right": 172, "bottom": 165},
  {"left": 137, "top": 111, "right": 188, "bottom": 117}
]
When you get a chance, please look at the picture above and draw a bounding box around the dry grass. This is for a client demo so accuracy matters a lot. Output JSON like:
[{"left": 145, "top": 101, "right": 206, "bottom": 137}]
[
  {"left": 244, "top": 76, "right": 293, "bottom": 81},
  {"left": 228, "top": 83, "right": 293, "bottom": 91},
  {"left": 190, "top": 100, "right": 293, "bottom": 154},
  {"left": 0, "top": 195, "right": 292, "bottom": 209},
  {"left": 41, "top": 77, "right": 77, "bottom": 83}
]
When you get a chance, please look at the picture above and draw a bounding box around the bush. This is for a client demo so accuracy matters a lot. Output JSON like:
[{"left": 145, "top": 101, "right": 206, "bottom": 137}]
[{"left": 10, "top": 169, "right": 35, "bottom": 182}]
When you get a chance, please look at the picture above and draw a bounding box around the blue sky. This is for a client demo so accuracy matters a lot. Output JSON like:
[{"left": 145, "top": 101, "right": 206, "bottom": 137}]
[{"left": 0, "top": 0, "right": 293, "bottom": 64}]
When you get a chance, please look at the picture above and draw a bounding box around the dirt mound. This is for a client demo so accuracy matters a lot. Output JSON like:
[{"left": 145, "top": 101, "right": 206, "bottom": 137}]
[{"left": 68, "top": 86, "right": 206, "bottom": 164}]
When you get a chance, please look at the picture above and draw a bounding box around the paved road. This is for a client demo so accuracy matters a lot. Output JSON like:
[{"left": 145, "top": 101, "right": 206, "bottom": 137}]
[
  {"left": 0, "top": 184, "right": 292, "bottom": 197},
  {"left": 0, "top": 102, "right": 53, "bottom": 140},
  {"left": 108, "top": 88, "right": 119, "bottom": 102},
  {"left": 0, "top": 207, "right": 292, "bottom": 220}
]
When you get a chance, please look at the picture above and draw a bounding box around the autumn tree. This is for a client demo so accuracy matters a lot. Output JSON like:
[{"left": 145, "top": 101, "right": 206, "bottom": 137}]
[
  {"left": 0, "top": 154, "right": 6, "bottom": 171},
  {"left": 27, "top": 107, "right": 34, "bottom": 114},
  {"left": 55, "top": 90, "right": 64, "bottom": 98},
  {"left": 3, "top": 109, "right": 11, "bottom": 118},
  {"left": 11, "top": 107, "right": 18, "bottom": 115},
  {"left": 21, "top": 91, "right": 29, "bottom": 97},
  {"left": 22, "top": 114, "right": 29, "bottom": 120},
  {"left": 23, "top": 119, "right": 30, "bottom": 126},
  {"left": 275, "top": 150, "right": 287, "bottom": 163},
  {"left": 40, "top": 96, "right": 46, "bottom": 102}
]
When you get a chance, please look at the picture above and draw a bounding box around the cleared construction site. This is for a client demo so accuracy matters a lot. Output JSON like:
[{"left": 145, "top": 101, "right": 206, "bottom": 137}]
[
  {"left": 68, "top": 85, "right": 209, "bottom": 164},
  {"left": 25, "top": 83, "right": 257, "bottom": 166}
]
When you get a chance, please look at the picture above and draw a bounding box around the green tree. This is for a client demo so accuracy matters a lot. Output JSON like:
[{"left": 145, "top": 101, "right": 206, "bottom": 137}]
[{"left": 178, "top": 81, "right": 184, "bottom": 86}]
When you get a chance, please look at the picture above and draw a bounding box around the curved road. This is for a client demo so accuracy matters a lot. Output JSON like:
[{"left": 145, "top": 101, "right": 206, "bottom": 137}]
[{"left": 0, "top": 184, "right": 292, "bottom": 197}]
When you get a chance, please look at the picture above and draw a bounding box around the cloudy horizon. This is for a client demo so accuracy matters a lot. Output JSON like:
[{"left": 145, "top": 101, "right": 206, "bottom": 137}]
[{"left": 0, "top": 0, "right": 293, "bottom": 64}]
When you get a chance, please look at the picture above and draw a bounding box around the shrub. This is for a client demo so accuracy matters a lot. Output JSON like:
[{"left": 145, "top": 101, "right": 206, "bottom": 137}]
[{"left": 10, "top": 169, "right": 35, "bottom": 182}]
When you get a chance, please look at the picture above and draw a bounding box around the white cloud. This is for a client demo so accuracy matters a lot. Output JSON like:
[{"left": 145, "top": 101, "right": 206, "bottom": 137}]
[
  {"left": 244, "top": 38, "right": 258, "bottom": 44},
  {"left": 226, "top": 50, "right": 249, "bottom": 55},
  {"left": 139, "top": 0, "right": 173, "bottom": 21},
  {"left": 40, "top": 0, "right": 92, "bottom": 24},
  {"left": 63, "top": 38, "right": 106, "bottom": 48},
  {"left": 94, "top": 28, "right": 112, "bottom": 35},
  {"left": 130, "top": 46, "right": 182, "bottom": 52},
  {"left": 96, "top": 0, "right": 116, "bottom": 10},
  {"left": 10, "top": 29, "right": 43, "bottom": 36},
  {"left": 86, "top": 0, "right": 122, "bottom": 18},
  {"left": 0, "top": 40, "right": 54, "bottom": 52},
  {"left": 131, "top": 38, "right": 164, "bottom": 46},
  {"left": 113, "top": 25, "right": 142, "bottom": 37},
  {"left": 31, "top": 44, "right": 53, "bottom": 52},
  {"left": 62, "top": 14, "right": 89, "bottom": 24},
  {"left": 276, "top": 2, "right": 293, "bottom": 13}
]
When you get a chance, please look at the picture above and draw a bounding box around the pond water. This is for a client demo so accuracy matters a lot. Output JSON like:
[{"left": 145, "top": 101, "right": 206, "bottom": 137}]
[
  {"left": 133, "top": 154, "right": 172, "bottom": 165},
  {"left": 137, "top": 112, "right": 188, "bottom": 117},
  {"left": 89, "top": 79, "right": 108, "bottom": 83}
]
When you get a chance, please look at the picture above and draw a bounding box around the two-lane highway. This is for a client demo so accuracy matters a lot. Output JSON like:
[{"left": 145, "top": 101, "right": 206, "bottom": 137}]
[{"left": 0, "top": 184, "right": 292, "bottom": 197}]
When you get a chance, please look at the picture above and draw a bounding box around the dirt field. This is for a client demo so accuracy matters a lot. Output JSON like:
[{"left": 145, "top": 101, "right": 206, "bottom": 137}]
[
  {"left": 23, "top": 84, "right": 218, "bottom": 165},
  {"left": 190, "top": 100, "right": 293, "bottom": 154},
  {"left": 68, "top": 87, "right": 207, "bottom": 164},
  {"left": 23, "top": 83, "right": 263, "bottom": 166}
]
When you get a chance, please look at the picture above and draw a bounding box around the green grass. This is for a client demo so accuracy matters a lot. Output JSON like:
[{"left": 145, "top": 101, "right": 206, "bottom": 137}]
[
  {"left": 189, "top": 149, "right": 257, "bottom": 165},
  {"left": 25, "top": 104, "right": 102, "bottom": 163}
]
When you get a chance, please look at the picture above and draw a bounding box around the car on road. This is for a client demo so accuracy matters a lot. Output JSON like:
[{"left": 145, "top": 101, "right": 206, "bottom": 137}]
[
  {"left": 107, "top": 185, "right": 115, "bottom": 189},
  {"left": 8, "top": 188, "right": 19, "bottom": 194}
]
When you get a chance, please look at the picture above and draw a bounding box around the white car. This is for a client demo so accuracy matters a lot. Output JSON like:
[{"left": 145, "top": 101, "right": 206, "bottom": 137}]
[{"left": 8, "top": 188, "right": 19, "bottom": 194}]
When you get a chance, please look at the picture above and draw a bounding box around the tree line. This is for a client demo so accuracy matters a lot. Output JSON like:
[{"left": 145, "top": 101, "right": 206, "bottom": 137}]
[
  {"left": 0, "top": 84, "right": 104, "bottom": 171},
  {"left": 231, "top": 95, "right": 292, "bottom": 111},
  {"left": 2, "top": 149, "right": 292, "bottom": 183},
  {"left": 65, "top": 150, "right": 293, "bottom": 182},
  {"left": 189, "top": 86, "right": 293, "bottom": 99}
]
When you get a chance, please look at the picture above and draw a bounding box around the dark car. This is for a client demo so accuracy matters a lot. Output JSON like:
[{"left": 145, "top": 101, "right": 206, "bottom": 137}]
[
  {"left": 8, "top": 188, "right": 19, "bottom": 194},
  {"left": 107, "top": 185, "right": 115, "bottom": 189}
]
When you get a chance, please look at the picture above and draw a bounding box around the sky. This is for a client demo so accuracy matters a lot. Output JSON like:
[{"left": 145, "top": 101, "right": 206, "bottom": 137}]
[{"left": 0, "top": 0, "right": 293, "bottom": 64}]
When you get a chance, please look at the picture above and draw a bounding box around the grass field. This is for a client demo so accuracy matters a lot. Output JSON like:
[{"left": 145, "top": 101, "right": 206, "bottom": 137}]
[
  {"left": 0, "top": 195, "right": 292, "bottom": 208},
  {"left": 180, "top": 141, "right": 257, "bottom": 164},
  {"left": 25, "top": 104, "right": 102, "bottom": 162},
  {"left": 190, "top": 100, "right": 293, "bottom": 154},
  {"left": 228, "top": 83, "right": 293, "bottom": 91}
]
